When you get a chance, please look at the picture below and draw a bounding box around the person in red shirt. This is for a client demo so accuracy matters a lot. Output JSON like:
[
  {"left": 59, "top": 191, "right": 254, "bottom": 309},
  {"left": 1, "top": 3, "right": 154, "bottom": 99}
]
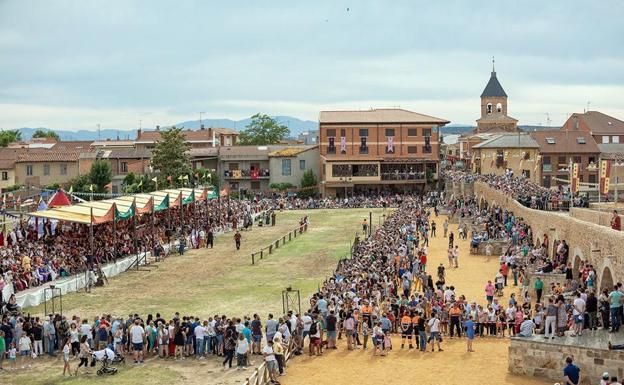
[
  {"left": 500, "top": 263, "right": 509, "bottom": 286},
  {"left": 611, "top": 210, "right": 621, "bottom": 231}
]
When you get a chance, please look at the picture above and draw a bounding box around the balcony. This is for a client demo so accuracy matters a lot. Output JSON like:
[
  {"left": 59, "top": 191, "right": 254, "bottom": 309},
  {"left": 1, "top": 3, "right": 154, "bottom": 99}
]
[
  {"left": 223, "top": 169, "right": 270, "bottom": 180},
  {"left": 381, "top": 171, "right": 426, "bottom": 181},
  {"left": 542, "top": 164, "right": 552, "bottom": 172}
]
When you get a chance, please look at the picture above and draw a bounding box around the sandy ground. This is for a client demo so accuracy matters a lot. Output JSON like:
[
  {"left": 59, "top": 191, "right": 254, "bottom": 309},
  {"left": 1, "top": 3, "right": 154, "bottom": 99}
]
[{"left": 280, "top": 215, "right": 551, "bottom": 385}]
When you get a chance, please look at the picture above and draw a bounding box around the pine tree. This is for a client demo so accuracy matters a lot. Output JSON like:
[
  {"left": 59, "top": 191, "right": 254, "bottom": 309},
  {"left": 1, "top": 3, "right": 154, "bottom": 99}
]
[{"left": 150, "top": 127, "right": 191, "bottom": 186}]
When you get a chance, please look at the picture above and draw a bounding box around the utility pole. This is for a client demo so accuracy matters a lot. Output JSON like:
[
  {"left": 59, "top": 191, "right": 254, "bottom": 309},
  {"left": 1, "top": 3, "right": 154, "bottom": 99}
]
[
  {"left": 97, "top": 124, "right": 101, "bottom": 140},
  {"left": 199, "top": 112, "right": 206, "bottom": 128}
]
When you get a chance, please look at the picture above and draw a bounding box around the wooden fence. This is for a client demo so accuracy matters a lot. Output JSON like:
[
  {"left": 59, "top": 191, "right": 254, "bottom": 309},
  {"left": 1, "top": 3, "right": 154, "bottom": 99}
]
[
  {"left": 244, "top": 337, "right": 297, "bottom": 385},
  {"left": 251, "top": 223, "right": 308, "bottom": 264}
]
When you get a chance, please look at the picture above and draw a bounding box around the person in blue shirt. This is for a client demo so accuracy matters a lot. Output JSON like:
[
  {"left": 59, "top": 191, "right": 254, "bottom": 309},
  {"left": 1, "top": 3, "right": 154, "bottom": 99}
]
[
  {"left": 563, "top": 356, "right": 580, "bottom": 385},
  {"left": 464, "top": 315, "right": 476, "bottom": 352}
]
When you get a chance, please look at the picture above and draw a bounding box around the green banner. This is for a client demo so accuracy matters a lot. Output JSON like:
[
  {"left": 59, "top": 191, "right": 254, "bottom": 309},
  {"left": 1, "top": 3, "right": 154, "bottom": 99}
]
[
  {"left": 182, "top": 190, "right": 195, "bottom": 205},
  {"left": 154, "top": 194, "right": 169, "bottom": 211},
  {"left": 114, "top": 202, "right": 136, "bottom": 220}
]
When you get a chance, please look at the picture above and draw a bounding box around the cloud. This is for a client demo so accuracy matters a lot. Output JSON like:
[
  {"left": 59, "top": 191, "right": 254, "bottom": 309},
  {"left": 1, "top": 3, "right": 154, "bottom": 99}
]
[{"left": 0, "top": 0, "right": 623, "bottom": 129}]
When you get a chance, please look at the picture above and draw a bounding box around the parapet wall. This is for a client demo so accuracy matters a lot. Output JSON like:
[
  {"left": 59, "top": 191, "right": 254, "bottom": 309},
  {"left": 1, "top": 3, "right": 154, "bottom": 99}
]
[
  {"left": 570, "top": 207, "right": 613, "bottom": 228},
  {"left": 509, "top": 338, "right": 624, "bottom": 384},
  {"left": 473, "top": 182, "right": 623, "bottom": 290}
]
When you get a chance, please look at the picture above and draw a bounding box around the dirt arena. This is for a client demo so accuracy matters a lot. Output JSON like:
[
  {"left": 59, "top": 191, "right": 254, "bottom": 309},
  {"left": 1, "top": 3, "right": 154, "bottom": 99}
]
[{"left": 281, "top": 215, "right": 550, "bottom": 385}]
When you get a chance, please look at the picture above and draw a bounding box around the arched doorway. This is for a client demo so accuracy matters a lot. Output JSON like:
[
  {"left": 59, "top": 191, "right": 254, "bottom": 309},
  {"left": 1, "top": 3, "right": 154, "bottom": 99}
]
[
  {"left": 600, "top": 267, "right": 614, "bottom": 291},
  {"left": 573, "top": 255, "right": 583, "bottom": 272}
]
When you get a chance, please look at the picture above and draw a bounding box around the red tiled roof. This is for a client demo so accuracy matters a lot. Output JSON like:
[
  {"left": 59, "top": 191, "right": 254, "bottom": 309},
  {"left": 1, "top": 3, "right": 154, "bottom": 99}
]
[
  {"left": 17, "top": 150, "right": 81, "bottom": 162},
  {"left": 319, "top": 108, "right": 450, "bottom": 125},
  {"left": 575, "top": 111, "right": 624, "bottom": 135},
  {"left": 528, "top": 130, "right": 600, "bottom": 154},
  {"left": 52, "top": 141, "right": 93, "bottom": 150}
]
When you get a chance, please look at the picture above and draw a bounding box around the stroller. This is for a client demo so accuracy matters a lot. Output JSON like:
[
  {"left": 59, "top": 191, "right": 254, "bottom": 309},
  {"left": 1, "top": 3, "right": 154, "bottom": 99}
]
[{"left": 91, "top": 348, "right": 119, "bottom": 376}]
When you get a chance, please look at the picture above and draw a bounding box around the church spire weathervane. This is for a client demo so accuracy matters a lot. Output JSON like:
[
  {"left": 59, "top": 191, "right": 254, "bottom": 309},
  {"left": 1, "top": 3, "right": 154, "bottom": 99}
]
[{"left": 492, "top": 56, "right": 495, "bottom": 72}]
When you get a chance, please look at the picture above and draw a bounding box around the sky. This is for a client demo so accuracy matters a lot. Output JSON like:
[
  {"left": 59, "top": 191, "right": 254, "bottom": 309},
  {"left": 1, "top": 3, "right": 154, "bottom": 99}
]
[{"left": 0, "top": 0, "right": 623, "bottom": 131}]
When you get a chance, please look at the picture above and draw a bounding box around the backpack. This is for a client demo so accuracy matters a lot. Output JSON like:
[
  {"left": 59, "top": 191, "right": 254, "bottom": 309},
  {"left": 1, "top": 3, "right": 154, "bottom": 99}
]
[{"left": 309, "top": 321, "right": 318, "bottom": 335}]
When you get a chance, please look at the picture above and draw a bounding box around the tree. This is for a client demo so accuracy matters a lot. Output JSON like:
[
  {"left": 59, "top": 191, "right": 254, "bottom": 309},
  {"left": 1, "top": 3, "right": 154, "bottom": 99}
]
[
  {"left": 32, "top": 128, "right": 60, "bottom": 141},
  {"left": 89, "top": 160, "right": 112, "bottom": 193},
  {"left": 0, "top": 129, "right": 21, "bottom": 147},
  {"left": 150, "top": 127, "right": 191, "bottom": 186},
  {"left": 299, "top": 169, "right": 318, "bottom": 198},
  {"left": 68, "top": 174, "right": 92, "bottom": 193},
  {"left": 238, "top": 114, "right": 290, "bottom": 145}
]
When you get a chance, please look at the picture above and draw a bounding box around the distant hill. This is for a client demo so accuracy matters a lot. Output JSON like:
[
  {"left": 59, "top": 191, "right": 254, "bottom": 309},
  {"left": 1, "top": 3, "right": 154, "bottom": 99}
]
[
  {"left": 11, "top": 121, "right": 559, "bottom": 141},
  {"left": 13, "top": 115, "right": 319, "bottom": 141}
]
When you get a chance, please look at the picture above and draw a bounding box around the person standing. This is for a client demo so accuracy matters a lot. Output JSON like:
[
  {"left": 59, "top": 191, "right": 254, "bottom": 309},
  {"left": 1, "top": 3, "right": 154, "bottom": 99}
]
[
  {"left": 428, "top": 313, "right": 443, "bottom": 352},
  {"left": 62, "top": 339, "right": 72, "bottom": 376},
  {"left": 609, "top": 285, "right": 623, "bottom": 332},
  {"left": 206, "top": 227, "right": 214, "bottom": 249},
  {"left": 262, "top": 340, "right": 279, "bottom": 384},
  {"left": 430, "top": 220, "right": 436, "bottom": 237},
  {"left": 234, "top": 231, "right": 241, "bottom": 250},
  {"left": 611, "top": 210, "right": 621, "bottom": 231},
  {"left": 534, "top": 277, "right": 544, "bottom": 304},
  {"left": 464, "top": 315, "right": 476, "bottom": 352},
  {"left": 544, "top": 297, "right": 557, "bottom": 339},
  {"left": 563, "top": 356, "right": 580, "bottom": 385},
  {"left": 443, "top": 219, "right": 449, "bottom": 238},
  {"left": 130, "top": 318, "right": 146, "bottom": 364}
]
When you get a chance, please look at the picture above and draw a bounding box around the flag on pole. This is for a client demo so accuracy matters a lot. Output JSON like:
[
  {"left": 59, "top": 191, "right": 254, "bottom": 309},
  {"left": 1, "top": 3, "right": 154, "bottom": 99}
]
[
  {"left": 138, "top": 180, "right": 143, "bottom": 187},
  {"left": 182, "top": 175, "right": 189, "bottom": 180},
  {"left": 151, "top": 177, "right": 157, "bottom": 183},
  {"left": 68, "top": 185, "right": 73, "bottom": 194},
  {"left": 89, "top": 184, "right": 94, "bottom": 192}
]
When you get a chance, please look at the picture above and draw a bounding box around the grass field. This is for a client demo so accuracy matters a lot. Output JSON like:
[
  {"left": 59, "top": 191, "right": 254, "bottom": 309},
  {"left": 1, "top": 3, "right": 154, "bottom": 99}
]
[{"left": 6, "top": 208, "right": 390, "bottom": 385}]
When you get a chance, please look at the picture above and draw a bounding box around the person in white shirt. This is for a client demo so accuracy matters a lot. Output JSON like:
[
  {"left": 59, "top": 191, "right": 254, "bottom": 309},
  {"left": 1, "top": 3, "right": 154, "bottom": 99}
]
[
  {"left": 194, "top": 321, "right": 206, "bottom": 358},
  {"left": 262, "top": 340, "right": 278, "bottom": 383},
  {"left": 235, "top": 334, "right": 249, "bottom": 369},
  {"left": 572, "top": 292, "right": 586, "bottom": 336},
  {"left": 130, "top": 319, "right": 145, "bottom": 364},
  {"left": 80, "top": 320, "right": 92, "bottom": 349},
  {"left": 428, "top": 313, "right": 443, "bottom": 352}
]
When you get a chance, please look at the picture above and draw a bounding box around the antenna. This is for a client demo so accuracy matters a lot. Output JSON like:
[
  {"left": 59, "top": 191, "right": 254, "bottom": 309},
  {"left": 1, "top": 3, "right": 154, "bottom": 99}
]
[
  {"left": 586, "top": 101, "right": 592, "bottom": 113},
  {"left": 492, "top": 56, "right": 495, "bottom": 72},
  {"left": 97, "top": 124, "right": 101, "bottom": 140}
]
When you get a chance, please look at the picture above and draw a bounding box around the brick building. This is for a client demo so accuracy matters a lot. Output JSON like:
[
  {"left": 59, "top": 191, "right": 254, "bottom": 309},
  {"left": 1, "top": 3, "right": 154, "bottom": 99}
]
[
  {"left": 318, "top": 108, "right": 449, "bottom": 197},
  {"left": 475, "top": 63, "right": 518, "bottom": 133},
  {"left": 529, "top": 130, "right": 599, "bottom": 189}
]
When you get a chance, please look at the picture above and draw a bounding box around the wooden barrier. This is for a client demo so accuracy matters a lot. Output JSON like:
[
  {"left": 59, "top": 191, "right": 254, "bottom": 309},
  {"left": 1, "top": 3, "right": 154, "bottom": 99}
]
[
  {"left": 244, "top": 336, "right": 296, "bottom": 385},
  {"left": 251, "top": 224, "right": 309, "bottom": 265}
]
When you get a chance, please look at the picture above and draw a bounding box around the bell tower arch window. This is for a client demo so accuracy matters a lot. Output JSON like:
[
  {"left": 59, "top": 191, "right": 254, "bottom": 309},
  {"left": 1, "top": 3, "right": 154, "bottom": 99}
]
[{"left": 486, "top": 103, "right": 492, "bottom": 114}]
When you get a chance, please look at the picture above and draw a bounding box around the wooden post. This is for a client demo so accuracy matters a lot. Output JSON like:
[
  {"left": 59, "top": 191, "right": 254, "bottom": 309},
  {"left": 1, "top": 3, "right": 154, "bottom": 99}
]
[
  {"left": 289, "top": 232, "right": 292, "bottom": 241},
  {"left": 251, "top": 253, "right": 255, "bottom": 265},
  {"left": 275, "top": 240, "right": 279, "bottom": 249},
  {"left": 260, "top": 249, "right": 263, "bottom": 259},
  {"left": 269, "top": 244, "right": 272, "bottom": 254},
  {"left": 282, "top": 236, "right": 285, "bottom": 245}
]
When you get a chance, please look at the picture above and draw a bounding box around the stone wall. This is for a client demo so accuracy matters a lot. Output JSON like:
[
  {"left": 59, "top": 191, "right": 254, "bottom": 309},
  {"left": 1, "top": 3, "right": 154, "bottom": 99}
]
[
  {"left": 570, "top": 207, "right": 613, "bottom": 228},
  {"left": 474, "top": 182, "right": 623, "bottom": 290},
  {"left": 475, "top": 239, "right": 509, "bottom": 256},
  {"left": 526, "top": 272, "right": 567, "bottom": 297},
  {"left": 508, "top": 338, "right": 624, "bottom": 384}
]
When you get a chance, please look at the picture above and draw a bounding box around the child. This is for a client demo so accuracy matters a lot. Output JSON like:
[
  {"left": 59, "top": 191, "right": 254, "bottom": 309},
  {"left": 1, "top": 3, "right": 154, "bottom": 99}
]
[
  {"left": 361, "top": 321, "right": 370, "bottom": 349},
  {"left": 383, "top": 331, "right": 392, "bottom": 354},
  {"left": 63, "top": 339, "right": 73, "bottom": 376},
  {"left": 9, "top": 343, "right": 17, "bottom": 370},
  {"left": 18, "top": 333, "right": 32, "bottom": 368}
]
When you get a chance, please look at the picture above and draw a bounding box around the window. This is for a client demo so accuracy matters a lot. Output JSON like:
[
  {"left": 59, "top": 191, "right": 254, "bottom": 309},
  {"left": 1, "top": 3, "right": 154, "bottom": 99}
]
[
  {"left": 602, "top": 136, "right": 610, "bottom": 144},
  {"left": 26, "top": 165, "right": 33, "bottom": 176},
  {"left": 121, "top": 162, "right": 128, "bottom": 173},
  {"left": 486, "top": 103, "right": 492, "bottom": 114},
  {"left": 281, "top": 159, "right": 291, "bottom": 176},
  {"left": 327, "top": 137, "right": 336, "bottom": 154},
  {"left": 1, "top": 172, "right": 7, "bottom": 181},
  {"left": 588, "top": 174, "right": 597, "bottom": 184},
  {"left": 299, "top": 159, "right": 306, "bottom": 170},
  {"left": 558, "top": 156, "right": 566, "bottom": 167},
  {"left": 408, "top": 128, "right": 418, "bottom": 137},
  {"left": 576, "top": 137, "right": 586, "bottom": 144},
  {"left": 229, "top": 182, "right": 239, "bottom": 191},
  {"left": 251, "top": 181, "right": 260, "bottom": 190},
  {"left": 573, "top": 156, "right": 581, "bottom": 164},
  {"left": 228, "top": 163, "right": 239, "bottom": 170},
  {"left": 340, "top": 129, "right": 346, "bottom": 137},
  {"left": 408, "top": 146, "right": 417, "bottom": 154},
  {"left": 359, "top": 137, "right": 368, "bottom": 154},
  {"left": 423, "top": 136, "right": 431, "bottom": 153},
  {"left": 43, "top": 164, "right": 50, "bottom": 176},
  {"left": 359, "top": 128, "right": 369, "bottom": 137},
  {"left": 589, "top": 156, "right": 596, "bottom": 164},
  {"left": 574, "top": 120, "right": 580, "bottom": 130},
  {"left": 422, "top": 128, "right": 432, "bottom": 137},
  {"left": 546, "top": 137, "right": 556, "bottom": 144},
  {"left": 385, "top": 128, "right": 395, "bottom": 137},
  {"left": 542, "top": 156, "right": 552, "bottom": 172},
  {"left": 496, "top": 103, "right": 502, "bottom": 113},
  {"left": 522, "top": 170, "right": 530, "bottom": 178},
  {"left": 326, "top": 129, "right": 336, "bottom": 138},
  {"left": 613, "top": 136, "right": 620, "bottom": 143},
  {"left": 496, "top": 150, "right": 504, "bottom": 167},
  {"left": 60, "top": 164, "right": 67, "bottom": 175}
]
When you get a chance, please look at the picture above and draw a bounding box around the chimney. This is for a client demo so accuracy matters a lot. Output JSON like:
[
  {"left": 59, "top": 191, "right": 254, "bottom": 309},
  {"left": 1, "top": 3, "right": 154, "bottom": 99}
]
[
  {"left": 155, "top": 125, "right": 160, "bottom": 131},
  {"left": 208, "top": 127, "right": 214, "bottom": 143},
  {"left": 137, "top": 128, "right": 142, "bottom": 139},
  {"left": 200, "top": 124, "right": 205, "bottom": 130}
]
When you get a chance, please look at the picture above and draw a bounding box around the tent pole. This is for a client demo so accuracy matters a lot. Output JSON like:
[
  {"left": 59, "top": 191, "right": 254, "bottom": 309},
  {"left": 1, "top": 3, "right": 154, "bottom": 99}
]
[
  {"left": 133, "top": 197, "right": 138, "bottom": 270},
  {"left": 88, "top": 207, "right": 94, "bottom": 293},
  {"left": 112, "top": 203, "right": 117, "bottom": 262},
  {"left": 151, "top": 198, "right": 155, "bottom": 261}
]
